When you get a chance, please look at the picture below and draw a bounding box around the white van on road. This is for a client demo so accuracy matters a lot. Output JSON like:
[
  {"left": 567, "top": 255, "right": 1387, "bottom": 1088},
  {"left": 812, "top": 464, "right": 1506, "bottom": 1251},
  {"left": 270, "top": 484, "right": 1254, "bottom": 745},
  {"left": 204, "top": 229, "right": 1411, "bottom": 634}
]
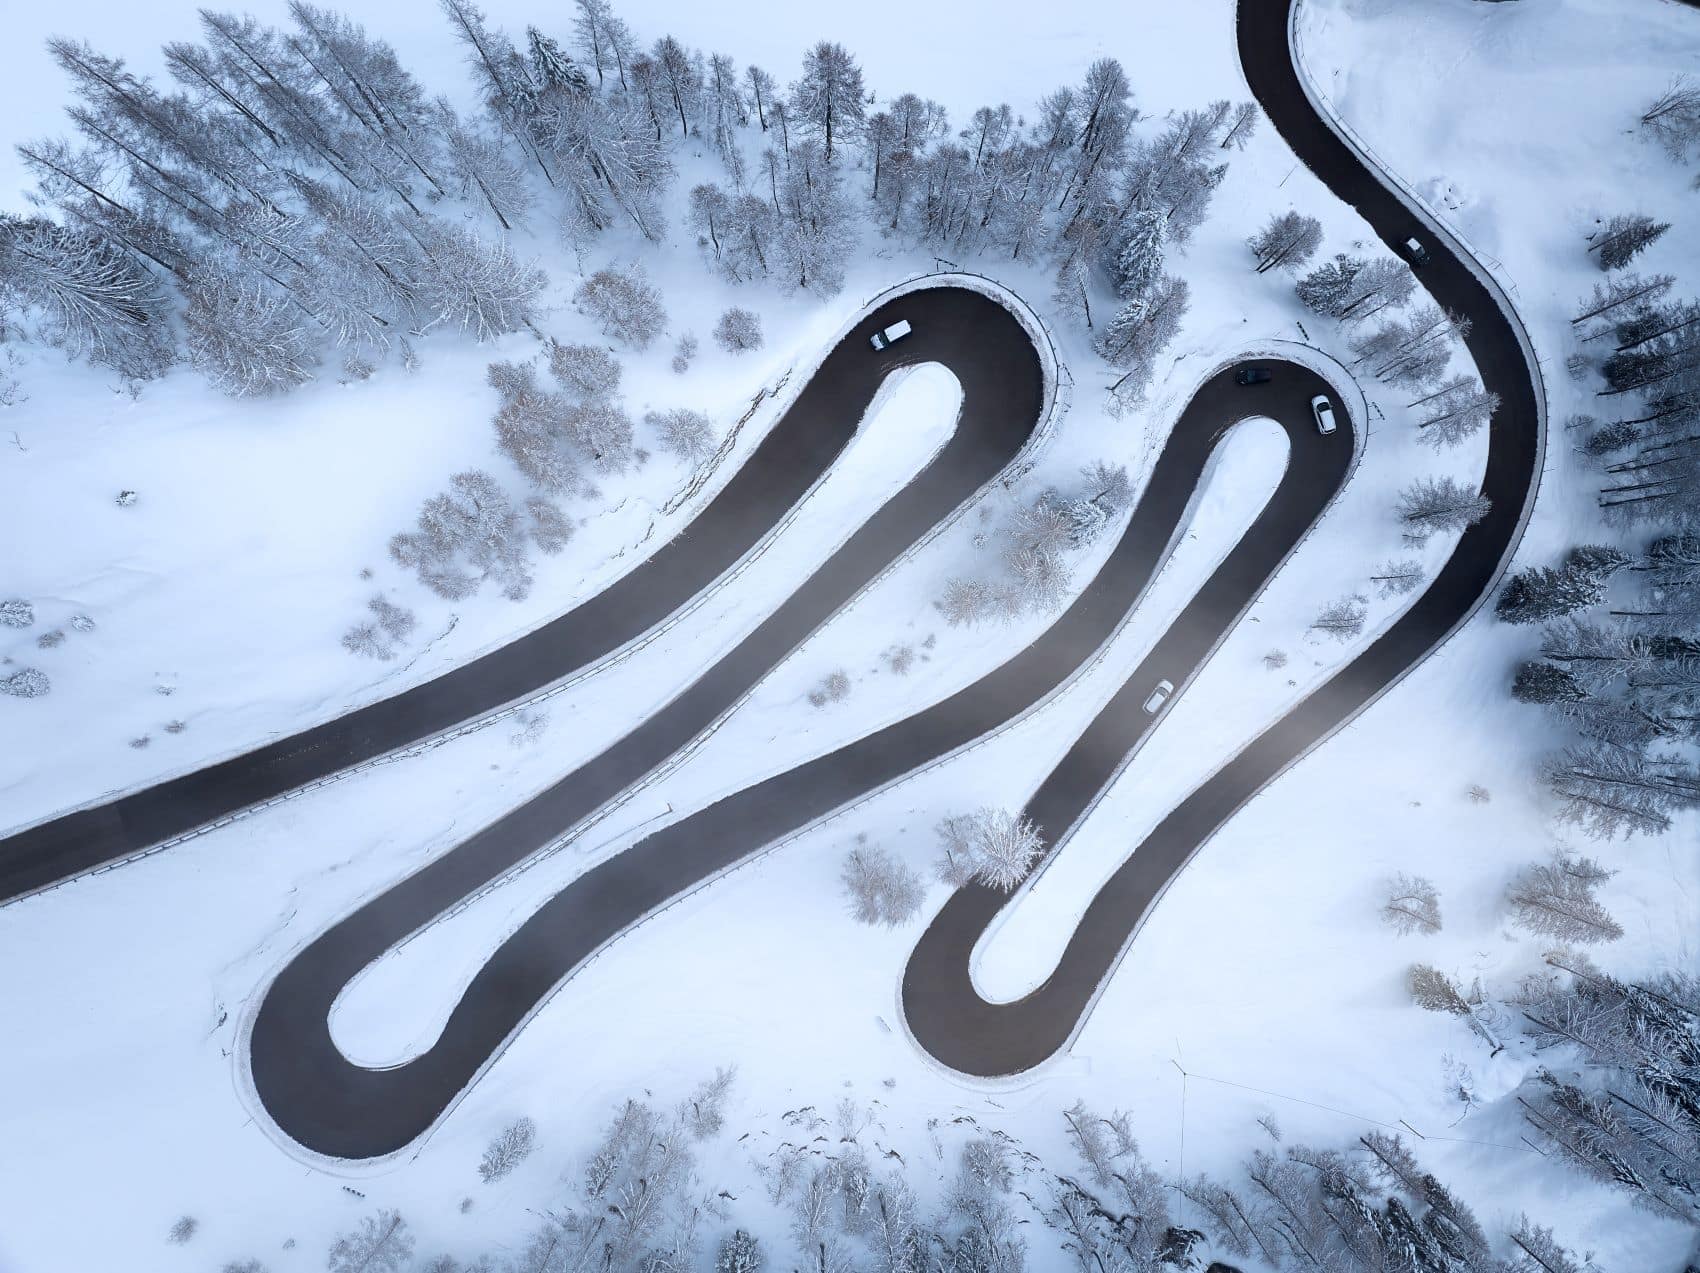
[{"left": 870, "top": 319, "right": 912, "bottom": 350}]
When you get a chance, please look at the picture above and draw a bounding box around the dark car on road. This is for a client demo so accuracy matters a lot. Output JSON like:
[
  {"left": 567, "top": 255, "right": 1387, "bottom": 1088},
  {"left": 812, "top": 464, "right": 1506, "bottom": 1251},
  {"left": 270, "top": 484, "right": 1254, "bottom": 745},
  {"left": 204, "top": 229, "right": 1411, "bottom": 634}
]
[{"left": 1235, "top": 366, "right": 1272, "bottom": 386}]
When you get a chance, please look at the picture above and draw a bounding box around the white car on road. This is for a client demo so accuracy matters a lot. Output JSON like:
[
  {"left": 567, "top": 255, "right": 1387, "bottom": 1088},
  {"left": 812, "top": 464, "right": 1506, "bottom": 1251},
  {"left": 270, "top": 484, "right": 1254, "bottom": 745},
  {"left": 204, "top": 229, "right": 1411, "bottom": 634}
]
[
  {"left": 1310, "top": 394, "right": 1338, "bottom": 436},
  {"left": 870, "top": 319, "right": 912, "bottom": 350},
  {"left": 1142, "top": 680, "right": 1175, "bottom": 715}
]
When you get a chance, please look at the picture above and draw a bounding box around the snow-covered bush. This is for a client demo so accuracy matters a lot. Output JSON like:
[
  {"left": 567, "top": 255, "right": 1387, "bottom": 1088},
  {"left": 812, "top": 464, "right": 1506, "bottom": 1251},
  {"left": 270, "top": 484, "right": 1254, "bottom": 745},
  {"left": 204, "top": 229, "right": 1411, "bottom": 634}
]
[{"left": 713, "top": 307, "right": 764, "bottom": 353}]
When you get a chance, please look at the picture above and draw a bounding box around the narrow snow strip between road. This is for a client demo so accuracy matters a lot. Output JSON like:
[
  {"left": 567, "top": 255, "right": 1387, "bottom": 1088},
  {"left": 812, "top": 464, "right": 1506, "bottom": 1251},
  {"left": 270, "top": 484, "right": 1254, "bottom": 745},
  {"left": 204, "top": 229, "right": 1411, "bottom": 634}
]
[
  {"left": 327, "top": 364, "right": 966, "bottom": 1070},
  {"left": 970, "top": 417, "right": 1290, "bottom": 1004}
]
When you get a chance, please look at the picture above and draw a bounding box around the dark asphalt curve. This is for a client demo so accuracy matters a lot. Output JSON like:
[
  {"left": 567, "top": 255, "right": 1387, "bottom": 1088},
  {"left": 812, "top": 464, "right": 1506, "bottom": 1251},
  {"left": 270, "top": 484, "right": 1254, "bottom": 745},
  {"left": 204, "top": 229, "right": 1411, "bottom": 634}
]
[
  {"left": 252, "top": 360, "right": 1348, "bottom": 1159},
  {"left": 0, "top": 288, "right": 1035, "bottom": 902},
  {"left": 897, "top": 0, "right": 1543, "bottom": 1076}
]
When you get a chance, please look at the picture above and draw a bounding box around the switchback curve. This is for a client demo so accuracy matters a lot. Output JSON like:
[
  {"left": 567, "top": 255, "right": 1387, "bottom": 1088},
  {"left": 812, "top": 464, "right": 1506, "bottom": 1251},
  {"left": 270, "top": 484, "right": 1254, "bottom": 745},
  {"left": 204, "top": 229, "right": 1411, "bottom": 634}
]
[{"left": 896, "top": 0, "right": 1544, "bottom": 1075}]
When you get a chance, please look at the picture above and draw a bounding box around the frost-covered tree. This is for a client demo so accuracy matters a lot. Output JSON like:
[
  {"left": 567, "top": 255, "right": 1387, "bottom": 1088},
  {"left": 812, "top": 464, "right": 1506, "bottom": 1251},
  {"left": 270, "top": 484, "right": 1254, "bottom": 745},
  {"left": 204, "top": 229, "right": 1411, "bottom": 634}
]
[
  {"left": 789, "top": 42, "right": 865, "bottom": 162},
  {"left": 646, "top": 407, "right": 714, "bottom": 461},
  {"left": 479, "top": 1117, "right": 538, "bottom": 1183},
  {"left": 1371, "top": 558, "right": 1424, "bottom": 599},
  {"left": 1543, "top": 742, "right": 1700, "bottom": 839},
  {"left": 1353, "top": 304, "right": 1466, "bottom": 389},
  {"left": 1095, "top": 274, "right": 1189, "bottom": 402},
  {"left": 1297, "top": 253, "right": 1413, "bottom": 323},
  {"left": 716, "top": 1228, "right": 764, "bottom": 1273},
  {"left": 938, "top": 576, "right": 997, "bottom": 628},
  {"left": 328, "top": 1211, "right": 414, "bottom": 1273},
  {"left": 547, "top": 342, "right": 621, "bottom": 400},
  {"left": 1221, "top": 100, "right": 1260, "bottom": 150},
  {"left": 390, "top": 470, "right": 533, "bottom": 601},
  {"left": 1506, "top": 852, "right": 1622, "bottom": 944},
  {"left": 1381, "top": 874, "right": 1442, "bottom": 935},
  {"left": 0, "top": 215, "right": 175, "bottom": 380},
  {"left": 1495, "top": 563, "right": 1604, "bottom": 625},
  {"left": 1589, "top": 213, "right": 1670, "bottom": 272},
  {"left": 1248, "top": 210, "right": 1322, "bottom": 274},
  {"left": 0, "top": 599, "right": 35, "bottom": 629},
  {"left": 181, "top": 266, "right": 318, "bottom": 397},
  {"left": 744, "top": 65, "right": 776, "bottom": 132},
  {"left": 1408, "top": 964, "right": 1501, "bottom": 1050},
  {"left": 935, "top": 807, "right": 1043, "bottom": 892},
  {"left": 773, "top": 142, "right": 854, "bottom": 296},
  {"left": 414, "top": 223, "right": 545, "bottom": 341},
  {"left": 566, "top": 399, "right": 635, "bottom": 474},
  {"left": 1311, "top": 596, "right": 1367, "bottom": 641},
  {"left": 1641, "top": 74, "right": 1700, "bottom": 162},
  {"left": 840, "top": 844, "right": 924, "bottom": 927},
  {"left": 1397, "top": 477, "right": 1492, "bottom": 535},
  {"left": 1412, "top": 375, "right": 1498, "bottom": 447},
  {"left": 713, "top": 307, "right": 764, "bottom": 353},
  {"left": 1573, "top": 272, "right": 1675, "bottom": 327},
  {"left": 574, "top": 264, "right": 667, "bottom": 348},
  {"left": 1512, "top": 660, "right": 1589, "bottom": 707},
  {"left": 527, "top": 497, "right": 573, "bottom": 554},
  {"left": 1113, "top": 209, "right": 1167, "bottom": 299}
]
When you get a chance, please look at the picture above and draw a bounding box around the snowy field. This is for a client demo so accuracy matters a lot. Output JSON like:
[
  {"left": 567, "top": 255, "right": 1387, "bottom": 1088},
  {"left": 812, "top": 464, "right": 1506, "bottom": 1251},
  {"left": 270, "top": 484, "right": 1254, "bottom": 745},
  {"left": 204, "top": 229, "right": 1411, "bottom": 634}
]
[{"left": 1, "top": 0, "right": 1697, "bottom": 1269}]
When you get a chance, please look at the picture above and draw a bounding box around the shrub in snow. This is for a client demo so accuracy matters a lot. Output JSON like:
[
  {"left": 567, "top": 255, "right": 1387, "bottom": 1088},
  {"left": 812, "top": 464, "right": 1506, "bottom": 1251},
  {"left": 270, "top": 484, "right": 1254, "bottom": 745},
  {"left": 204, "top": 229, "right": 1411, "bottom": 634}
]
[
  {"left": 1465, "top": 784, "right": 1491, "bottom": 804},
  {"left": 36, "top": 629, "right": 64, "bottom": 649},
  {"left": 713, "top": 307, "right": 764, "bottom": 354},
  {"left": 342, "top": 623, "right": 391, "bottom": 661},
  {"left": 646, "top": 407, "right": 715, "bottom": 462},
  {"left": 1380, "top": 873, "right": 1442, "bottom": 935},
  {"left": 935, "top": 808, "right": 1043, "bottom": 892},
  {"left": 69, "top": 614, "right": 95, "bottom": 633},
  {"left": 0, "top": 598, "right": 33, "bottom": 628},
  {"left": 884, "top": 644, "right": 915, "bottom": 675},
  {"left": 0, "top": 668, "right": 50, "bottom": 698},
  {"left": 1261, "top": 649, "right": 1289, "bottom": 670},
  {"left": 1311, "top": 596, "right": 1366, "bottom": 641},
  {"left": 341, "top": 351, "right": 376, "bottom": 382},
  {"left": 807, "top": 669, "right": 851, "bottom": 708},
  {"left": 116, "top": 490, "right": 137, "bottom": 507},
  {"left": 574, "top": 265, "right": 667, "bottom": 350},
  {"left": 671, "top": 331, "right": 698, "bottom": 374},
  {"left": 840, "top": 844, "right": 924, "bottom": 927},
  {"left": 390, "top": 470, "right": 533, "bottom": 603},
  {"left": 167, "top": 1216, "right": 198, "bottom": 1245},
  {"left": 478, "top": 1117, "right": 537, "bottom": 1183}
]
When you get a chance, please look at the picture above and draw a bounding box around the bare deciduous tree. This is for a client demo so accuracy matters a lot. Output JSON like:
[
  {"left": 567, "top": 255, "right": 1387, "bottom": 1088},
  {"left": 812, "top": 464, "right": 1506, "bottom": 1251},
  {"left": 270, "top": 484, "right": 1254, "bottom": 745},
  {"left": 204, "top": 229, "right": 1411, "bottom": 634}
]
[{"left": 1381, "top": 873, "right": 1442, "bottom": 935}]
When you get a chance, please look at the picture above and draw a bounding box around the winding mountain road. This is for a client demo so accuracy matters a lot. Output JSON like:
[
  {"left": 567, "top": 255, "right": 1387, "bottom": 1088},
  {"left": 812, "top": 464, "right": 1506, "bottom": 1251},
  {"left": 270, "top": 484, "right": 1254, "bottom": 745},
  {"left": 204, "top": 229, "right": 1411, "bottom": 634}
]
[
  {"left": 3, "top": 0, "right": 1542, "bottom": 1164},
  {"left": 900, "top": 0, "right": 1544, "bottom": 1076}
]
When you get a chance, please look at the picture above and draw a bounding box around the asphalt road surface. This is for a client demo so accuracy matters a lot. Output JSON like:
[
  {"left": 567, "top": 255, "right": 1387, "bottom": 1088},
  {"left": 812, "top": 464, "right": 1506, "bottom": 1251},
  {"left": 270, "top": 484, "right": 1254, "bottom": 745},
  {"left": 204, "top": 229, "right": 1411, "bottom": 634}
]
[
  {"left": 899, "top": 0, "right": 1542, "bottom": 1074},
  {"left": 0, "top": 287, "right": 1035, "bottom": 902}
]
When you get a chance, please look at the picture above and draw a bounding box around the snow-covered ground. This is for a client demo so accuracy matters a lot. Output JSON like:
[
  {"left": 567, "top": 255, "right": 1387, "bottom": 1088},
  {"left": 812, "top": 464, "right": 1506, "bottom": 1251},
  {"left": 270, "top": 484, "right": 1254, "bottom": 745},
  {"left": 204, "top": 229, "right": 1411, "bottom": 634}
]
[{"left": 1, "top": 0, "right": 1697, "bottom": 1269}]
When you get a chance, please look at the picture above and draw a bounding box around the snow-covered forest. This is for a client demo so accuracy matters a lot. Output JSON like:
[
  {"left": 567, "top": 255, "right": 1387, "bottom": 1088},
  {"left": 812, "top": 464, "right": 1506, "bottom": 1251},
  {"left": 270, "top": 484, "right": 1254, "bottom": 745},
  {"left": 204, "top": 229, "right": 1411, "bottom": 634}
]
[{"left": 0, "top": 0, "right": 1697, "bottom": 1268}]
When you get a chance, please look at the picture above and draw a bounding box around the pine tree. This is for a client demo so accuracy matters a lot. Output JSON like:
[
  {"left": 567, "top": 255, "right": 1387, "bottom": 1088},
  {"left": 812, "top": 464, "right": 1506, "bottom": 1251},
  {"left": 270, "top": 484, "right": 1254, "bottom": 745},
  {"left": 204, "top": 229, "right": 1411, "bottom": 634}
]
[
  {"left": 789, "top": 42, "right": 865, "bottom": 162},
  {"left": 1512, "top": 660, "right": 1589, "bottom": 706},
  {"left": 1397, "top": 477, "right": 1492, "bottom": 535},
  {"left": 1495, "top": 564, "right": 1604, "bottom": 624},
  {"left": 1505, "top": 852, "right": 1623, "bottom": 944},
  {"left": 1114, "top": 209, "right": 1167, "bottom": 299},
  {"left": 1590, "top": 213, "right": 1671, "bottom": 271},
  {"left": 1248, "top": 210, "right": 1323, "bottom": 273},
  {"left": 1295, "top": 253, "right": 1363, "bottom": 318}
]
